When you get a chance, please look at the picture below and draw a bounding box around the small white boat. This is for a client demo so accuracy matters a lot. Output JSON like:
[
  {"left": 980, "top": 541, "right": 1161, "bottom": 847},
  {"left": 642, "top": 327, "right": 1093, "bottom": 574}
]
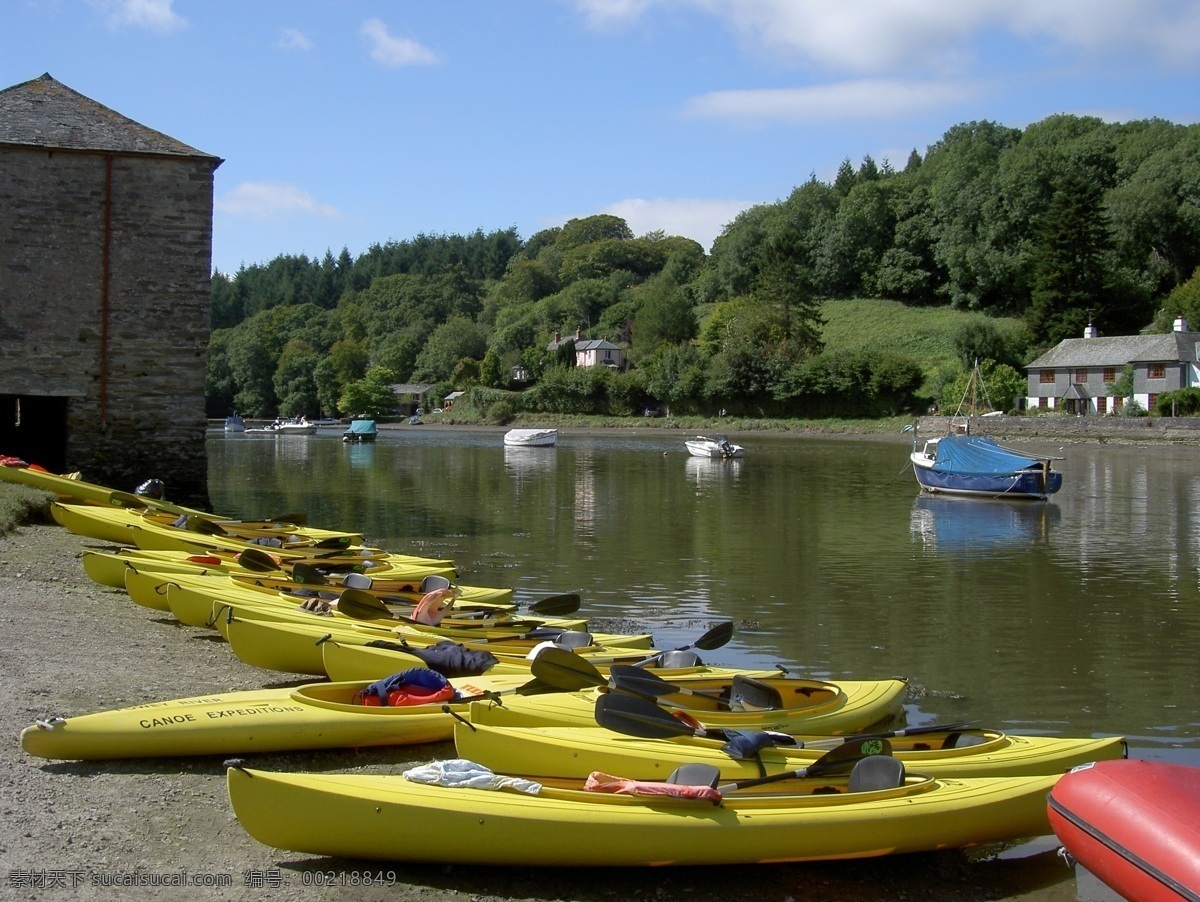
[
  {"left": 224, "top": 413, "right": 246, "bottom": 433},
  {"left": 504, "top": 428, "right": 558, "bottom": 447},
  {"left": 685, "top": 435, "right": 744, "bottom": 459},
  {"left": 247, "top": 418, "right": 317, "bottom": 436}
]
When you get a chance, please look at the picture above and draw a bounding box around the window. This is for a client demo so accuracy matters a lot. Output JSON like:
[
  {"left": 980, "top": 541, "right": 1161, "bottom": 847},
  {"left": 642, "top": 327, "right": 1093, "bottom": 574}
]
[
  {"left": 1039, "top": 370, "right": 1055, "bottom": 384},
  {"left": 1073, "top": 369, "right": 1087, "bottom": 383},
  {"left": 1103, "top": 368, "right": 1116, "bottom": 383},
  {"left": 1097, "top": 397, "right": 1107, "bottom": 414},
  {"left": 1148, "top": 363, "right": 1165, "bottom": 379},
  {"left": 1039, "top": 397, "right": 1049, "bottom": 409},
  {"left": 1148, "top": 393, "right": 1158, "bottom": 411}
]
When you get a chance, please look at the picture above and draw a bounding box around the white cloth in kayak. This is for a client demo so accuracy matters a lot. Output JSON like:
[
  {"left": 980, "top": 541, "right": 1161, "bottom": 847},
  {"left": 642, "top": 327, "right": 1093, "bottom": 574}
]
[{"left": 403, "top": 759, "right": 542, "bottom": 795}]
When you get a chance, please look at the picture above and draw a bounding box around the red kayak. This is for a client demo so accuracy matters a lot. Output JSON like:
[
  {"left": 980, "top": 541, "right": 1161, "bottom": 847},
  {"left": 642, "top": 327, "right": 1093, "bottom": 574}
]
[{"left": 1047, "top": 758, "right": 1200, "bottom": 902}]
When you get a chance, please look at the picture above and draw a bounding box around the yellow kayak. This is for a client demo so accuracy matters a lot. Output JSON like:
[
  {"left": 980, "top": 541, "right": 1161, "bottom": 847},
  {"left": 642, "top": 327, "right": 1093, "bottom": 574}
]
[
  {"left": 453, "top": 703, "right": 1128, "bottom": 780},
  {"left": 82, "top": 546, "right": 459, "bottom": 591},
  {"left": 0, "top": 458, "right": 201, "bottom": 513},
  {"left": 20, "top": 673, "right": 543, "bottom": 760},
  {"left": 226, "top": 760, "right": 1059, "bottom": 865}
]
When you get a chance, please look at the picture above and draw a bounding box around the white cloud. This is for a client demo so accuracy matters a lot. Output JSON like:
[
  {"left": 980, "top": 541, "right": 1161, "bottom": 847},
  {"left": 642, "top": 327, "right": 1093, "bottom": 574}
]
[
  {"left": 684, "top": 78, "right": 978, "bottom": 124},
  {"left": 601, "top": 197, "right": 757, "bottom": 250},
  {"left": 572, "top": 0, "right": 1200, "bottom": 72},
  {"left": 360, "top": 18, "right": 439, "bottom": 67},
  {"left": 216, "top": 182, "right": 342, "bottom": 222},
  {"left": 92, "top": 0, "right": 186, "bottom": 32},
  {"left": 276, "top": 27, "right": 313, "bottom": 52}
]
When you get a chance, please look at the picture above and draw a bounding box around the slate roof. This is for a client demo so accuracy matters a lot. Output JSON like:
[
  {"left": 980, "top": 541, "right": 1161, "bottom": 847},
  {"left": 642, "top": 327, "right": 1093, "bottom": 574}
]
[
  {"left": 0, "top": 73, "right": 219, "bottom": 160},
  {"left": 574, "top": 338, "right": 622, "bottom": 352},
  {"left": 1027, "top": 332, "right": 1200, "bottom": 369}
]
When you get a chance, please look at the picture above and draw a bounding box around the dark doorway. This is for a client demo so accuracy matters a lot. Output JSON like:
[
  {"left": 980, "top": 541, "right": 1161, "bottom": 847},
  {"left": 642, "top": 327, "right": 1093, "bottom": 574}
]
[{"left": 0, "top": 395, "right": 68, "bottom": 473}]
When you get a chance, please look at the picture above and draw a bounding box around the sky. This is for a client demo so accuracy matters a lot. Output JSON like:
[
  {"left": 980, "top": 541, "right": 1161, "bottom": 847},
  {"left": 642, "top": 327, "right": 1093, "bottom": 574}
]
[{"left": 3, "top": 1, "right": 1198, "bottom": 276}]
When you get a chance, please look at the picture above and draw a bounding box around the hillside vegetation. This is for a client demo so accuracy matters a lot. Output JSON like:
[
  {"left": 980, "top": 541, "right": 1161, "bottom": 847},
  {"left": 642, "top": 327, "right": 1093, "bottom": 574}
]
[{"left": 206, "top": 113, "right": 1200, "bottom": 423}]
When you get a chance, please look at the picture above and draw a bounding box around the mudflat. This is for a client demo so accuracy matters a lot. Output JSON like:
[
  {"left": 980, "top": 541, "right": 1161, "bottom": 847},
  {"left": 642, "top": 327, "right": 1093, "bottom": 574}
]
[{"left": 2, "top": 522, "right": 1077, "bottom": 901}]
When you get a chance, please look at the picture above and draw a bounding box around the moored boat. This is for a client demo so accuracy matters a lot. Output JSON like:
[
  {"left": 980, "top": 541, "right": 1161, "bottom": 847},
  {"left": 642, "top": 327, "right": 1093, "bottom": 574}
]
[
  {"left": 684, "top": 435, "right": 744, "bottom": 459},
  {"left": 910, "top": 432, "right": 1063, "bottom": 500},
  {"left": 226, "top": 761, "right": 1060, "bottom": 866},
  {"left": 1048, "top": 758, "right": 1200, "bottom": 902},
  {"left": 503, "top": 428, "right": 557, "bottom": 447},
  {"left": 224, "top": 412, "right": 246, "bottom": 433},
  {"left": 341, "top": 419, "right": 377, "bottom": 443}
]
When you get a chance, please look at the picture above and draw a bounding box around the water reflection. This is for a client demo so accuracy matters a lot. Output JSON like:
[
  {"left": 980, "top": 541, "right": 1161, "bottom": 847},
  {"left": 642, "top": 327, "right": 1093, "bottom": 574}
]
[
  {"left": 207, "top": 431, "right": 1200, "bottom": 761},
  {"left": 909, "top": 495, "right": 1060, "bottom": 556}
]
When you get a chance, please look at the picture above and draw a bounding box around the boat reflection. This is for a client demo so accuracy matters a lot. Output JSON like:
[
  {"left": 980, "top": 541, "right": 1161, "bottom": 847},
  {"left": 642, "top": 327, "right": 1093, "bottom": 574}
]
[
  {"left": 909, "top": 494, "right": 1060, "bottom": 555},
  {"left": 684, "top": 455, "right": 743, "bottom": 489},
  {"left": 504, "top": 446, "right": 557, "bottom": 477}
]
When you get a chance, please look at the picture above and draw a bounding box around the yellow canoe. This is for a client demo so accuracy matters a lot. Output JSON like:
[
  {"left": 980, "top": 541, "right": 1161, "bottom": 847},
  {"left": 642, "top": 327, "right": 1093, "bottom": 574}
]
[
  {"left": 453, "top": 715, "right": 1128, "bottom": 780},
  {"left": 21, "top": 674, "right": 539, "bottom": 760},
  {"left": 226, "top": 762, "right": 1059, "bottom": 866}
]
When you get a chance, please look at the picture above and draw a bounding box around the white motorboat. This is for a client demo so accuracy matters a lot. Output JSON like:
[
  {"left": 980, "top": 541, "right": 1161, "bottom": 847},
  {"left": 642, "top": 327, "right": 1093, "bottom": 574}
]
[
  {"left": 503, "top": 428, "right": 558, "bottom": 447},
  {"left": 685, "top": 435, "right": 744, "bottom": 459},
  {"left": 247, "top": 417, "right": 317, "bottom": 436},
  {"left": 224, "top": 413, "right": 246, "bottom": 433}
]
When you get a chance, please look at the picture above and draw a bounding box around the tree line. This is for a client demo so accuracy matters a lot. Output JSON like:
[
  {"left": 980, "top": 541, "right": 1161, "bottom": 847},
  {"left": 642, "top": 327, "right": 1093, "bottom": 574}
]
[{"left": 206, "top": 113, "right": 1200, "bottom": 421}]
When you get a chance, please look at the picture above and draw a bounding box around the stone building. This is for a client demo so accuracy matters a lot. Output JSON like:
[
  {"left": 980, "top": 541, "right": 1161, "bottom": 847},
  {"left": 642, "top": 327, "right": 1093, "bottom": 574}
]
[{"left": 0, "top": 74, "right": 221, "bottom": 506}]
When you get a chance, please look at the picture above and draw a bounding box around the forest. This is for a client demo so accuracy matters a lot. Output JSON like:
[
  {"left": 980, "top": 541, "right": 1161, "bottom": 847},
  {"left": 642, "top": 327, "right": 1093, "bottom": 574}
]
[{"left": 205, "top": 113, "right": 1200, "bottom": 422}]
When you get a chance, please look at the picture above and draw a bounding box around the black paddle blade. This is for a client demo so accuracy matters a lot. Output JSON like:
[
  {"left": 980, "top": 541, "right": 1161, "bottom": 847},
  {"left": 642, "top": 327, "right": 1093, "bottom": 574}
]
[
  {"left": 335, "top": 587, "right": 391, "bottom": 620},
  {"left": 594, "top": 692, "right": 695, "bottom": 738},
  {"left": 236, "top": 548, "right": 281, "bottom": 572},
  {"left": 529, "top": 593, "right": 582, "bottom": 616},
  {"left": 529, "top": 646, "right": 606, "bottom": 690},
  {"left": 694, "top": 621, "right": 734, "bottom": 651},
  {"left": 290, "top": 562, "right": 328, "bottom": 585},
  {"left": 608, "top": 664, "right": 675, "bottom": 699}
]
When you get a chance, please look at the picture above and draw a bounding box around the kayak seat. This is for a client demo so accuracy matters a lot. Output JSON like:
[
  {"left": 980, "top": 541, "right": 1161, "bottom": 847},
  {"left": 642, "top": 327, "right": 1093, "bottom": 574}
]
[
  {"left": 420, "top": 575, "right": 453, "bottom": 592},
  {"left": 342, "top": 572, "right": 373, "bottom": 590},
  {"left": 848, "top": 756, "right": 906, "bottom": 792},
  {"left": 665, "top": 762, "right": 721, "bottom": 788},
  {"left": 653, "top": 650, "right": 701, "bottom": 669},
  {"left": 942, "top": 732, "right": 987, "bottom": 749},
  {"left": 728, "top": 675, "right": 784, "bottom": 711},
  {"left": 555, "top": 631, "right": 594, "bottom": 649}
]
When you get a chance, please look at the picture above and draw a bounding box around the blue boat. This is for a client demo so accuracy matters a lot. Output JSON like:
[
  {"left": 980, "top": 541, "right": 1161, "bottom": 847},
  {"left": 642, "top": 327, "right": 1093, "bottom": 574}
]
[
  {"left": 341, "top": 419, "right": 378, "bottom": 443},
  {"left": 910, "top": 432, "right": 1062, "bottom": 500}
]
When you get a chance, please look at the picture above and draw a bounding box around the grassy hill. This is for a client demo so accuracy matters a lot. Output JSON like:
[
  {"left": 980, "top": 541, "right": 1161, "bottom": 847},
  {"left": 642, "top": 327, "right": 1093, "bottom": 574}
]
[{"left": 819, "top": 298, "right": 1026, "bottom": 375}]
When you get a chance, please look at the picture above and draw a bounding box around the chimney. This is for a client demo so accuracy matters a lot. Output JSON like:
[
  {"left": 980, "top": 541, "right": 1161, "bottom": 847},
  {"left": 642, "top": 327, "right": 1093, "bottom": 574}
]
[
  {"left": 1174, "top": 316, "right": 1190, "bottom": 333},
  {"left": 553, "top": 331, "right": 560, "bottom": 343},
  {"left": 1083, "top": 322, "right": 1098, "bottom": 339},
  {"left": 575, "top": 328, "right": 582, "bottom": 340}
]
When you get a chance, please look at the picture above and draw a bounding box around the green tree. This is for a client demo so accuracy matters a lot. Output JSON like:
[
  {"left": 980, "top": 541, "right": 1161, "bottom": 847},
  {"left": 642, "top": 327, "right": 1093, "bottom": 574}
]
[
  {"left": 339, "top": 366, "right": 400, "bottom": 417},
  {"left": 273, "top": 340, "right": 321, "bottom": 417},
  {"left": 411, "top": 315, "right": 488, "bottom": 382},
  {"left": 1025, "top": 168, "right": 1111, "bottom": 344}
]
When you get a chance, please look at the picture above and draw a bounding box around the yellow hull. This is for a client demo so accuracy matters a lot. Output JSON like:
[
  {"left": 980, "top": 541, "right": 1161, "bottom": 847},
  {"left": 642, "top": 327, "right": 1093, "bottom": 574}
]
[
  {"left": 20, "top": 676, "right": 534, "bottom": 760},
  {"left": 468, "top": 675, "right": 908, "bottom": 735},
  {"left": 226, "top": 765, "right": 1058, "bottom": 865},
  {"left": 454, "top": 720, "right": 1128, "bottom": 780},
  {"left": 219, "top": 610, "right": 653, "bottom": 677},
  {"left": 0, "top": 461, "right": 201, "bottom": 513},
  {"left": 50, "top": 501, "right": 367, "bottom": 548}
]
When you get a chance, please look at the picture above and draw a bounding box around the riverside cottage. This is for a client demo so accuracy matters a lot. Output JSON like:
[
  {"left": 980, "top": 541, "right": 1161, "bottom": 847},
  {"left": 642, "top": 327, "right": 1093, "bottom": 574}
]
[
  {"left": 1025, "top": 318, "right": 1200, "bottom": 415},
  {"left": 0, "top": 74, "right": 220, "bottom": 506}
]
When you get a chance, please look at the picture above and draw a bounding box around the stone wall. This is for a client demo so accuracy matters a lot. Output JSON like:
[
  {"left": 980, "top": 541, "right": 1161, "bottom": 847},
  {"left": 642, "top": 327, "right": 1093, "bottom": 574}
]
[
  {"left": 0, "top": 146, "right": 215, "bottom": 506},
  {"left": 917, "top": 414, "right": 1200, "bottom": 444}
]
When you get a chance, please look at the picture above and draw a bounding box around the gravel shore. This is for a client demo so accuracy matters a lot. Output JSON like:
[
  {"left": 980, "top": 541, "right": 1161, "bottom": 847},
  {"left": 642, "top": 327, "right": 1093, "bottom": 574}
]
[{"left": 1, "top": 521, "right": 1079, "bottom": 901}]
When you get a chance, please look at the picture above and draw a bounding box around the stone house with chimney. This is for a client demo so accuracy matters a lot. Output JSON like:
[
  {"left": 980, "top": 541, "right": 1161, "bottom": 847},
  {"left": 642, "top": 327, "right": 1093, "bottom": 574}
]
[
  {"left": 1025, "top": 318, "right": 1200, "bottom": 415},
  {"left": 0, "top": 74, "right": 221, "bottom": 505}
]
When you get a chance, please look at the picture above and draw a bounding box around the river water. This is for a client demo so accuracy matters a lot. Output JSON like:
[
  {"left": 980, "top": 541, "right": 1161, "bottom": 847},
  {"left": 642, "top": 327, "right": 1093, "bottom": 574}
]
[{"left": 209, "top": 425, "right": 1199, "bottom": 764}]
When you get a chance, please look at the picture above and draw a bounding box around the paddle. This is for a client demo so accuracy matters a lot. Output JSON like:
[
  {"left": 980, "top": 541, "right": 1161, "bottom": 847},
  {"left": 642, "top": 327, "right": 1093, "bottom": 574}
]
[
  {"left": 659, "top": 736, "right": 893, "bottom": 795},
  {"left": 236, "top": 548, "right": 283, "bottom": 572},
  {"left": 608, "top": 665, "right": 783, "bottom": 710},
  {"left": 530, "top": 642, "right": 773, "bottom": 710},
  {"left": 336, "top": 587, "right": 582, "bottom": 624},
  {"left": 629, "top": 621, "right": 734, "bottom": 667}
]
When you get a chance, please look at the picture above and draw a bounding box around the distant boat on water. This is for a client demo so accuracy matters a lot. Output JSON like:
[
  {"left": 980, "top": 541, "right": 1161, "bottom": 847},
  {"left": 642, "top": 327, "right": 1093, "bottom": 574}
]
[{"left": 503, "top": 428, "right": 558, "bottom": 447}]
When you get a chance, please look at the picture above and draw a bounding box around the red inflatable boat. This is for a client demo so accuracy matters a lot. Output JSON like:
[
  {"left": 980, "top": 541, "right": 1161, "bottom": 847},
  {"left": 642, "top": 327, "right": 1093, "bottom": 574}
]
[{"left": 1048, "top": 758, "right": 1200, "bottom": 901}]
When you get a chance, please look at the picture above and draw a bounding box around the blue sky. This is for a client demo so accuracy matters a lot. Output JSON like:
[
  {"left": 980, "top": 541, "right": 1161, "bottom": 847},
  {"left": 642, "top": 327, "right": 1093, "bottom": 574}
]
[{"left": 4, "top": 1, "right": 1198, "bottom": 276}]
